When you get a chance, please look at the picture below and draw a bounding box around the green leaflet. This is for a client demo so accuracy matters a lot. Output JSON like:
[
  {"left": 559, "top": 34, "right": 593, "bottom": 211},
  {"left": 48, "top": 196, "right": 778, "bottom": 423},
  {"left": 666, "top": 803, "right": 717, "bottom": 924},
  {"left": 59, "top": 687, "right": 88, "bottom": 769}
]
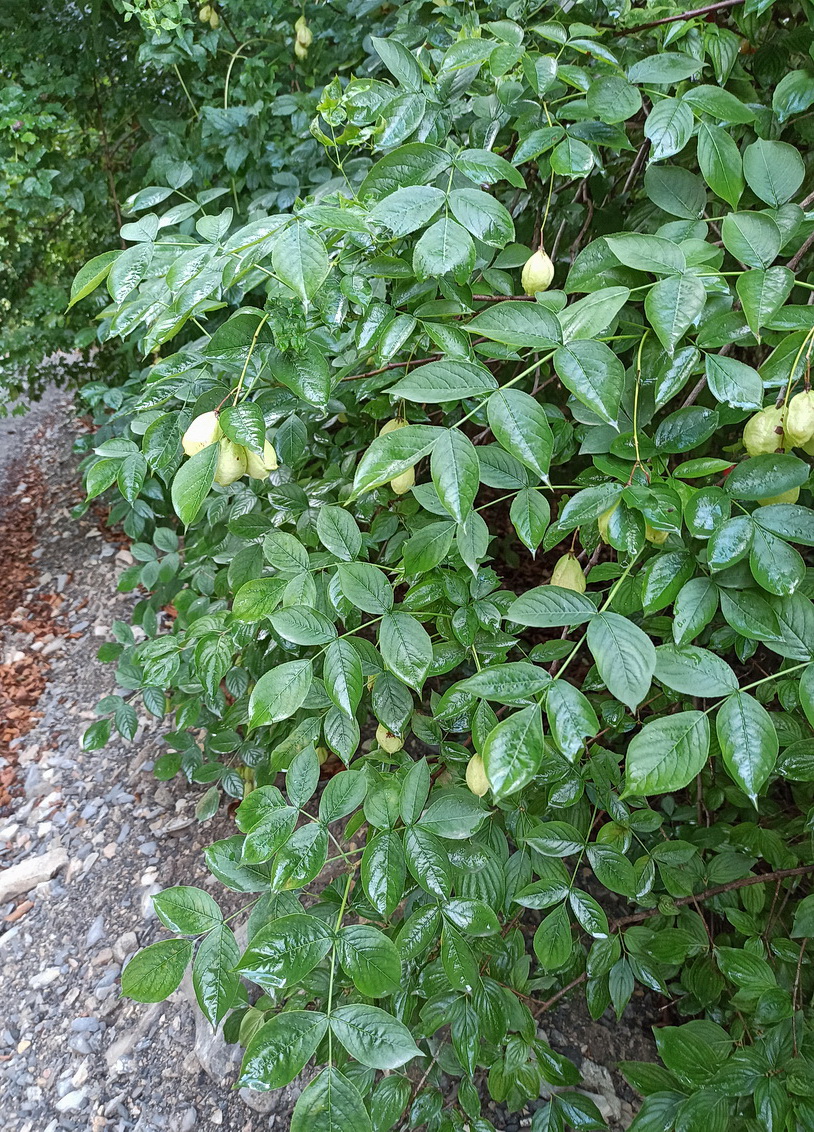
[
  {"left": 623, "top": 711, "right": 710, "bottom": 797},
  {"left": 716, "top": 692, "right": 779, "bottom": 803}
]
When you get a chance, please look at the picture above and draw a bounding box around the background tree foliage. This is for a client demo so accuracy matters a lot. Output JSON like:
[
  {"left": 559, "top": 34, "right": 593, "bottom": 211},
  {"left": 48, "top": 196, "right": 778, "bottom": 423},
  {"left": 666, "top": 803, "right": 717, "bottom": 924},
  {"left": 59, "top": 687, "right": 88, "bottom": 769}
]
[
  {"left": 11, "top": 0, "right": 814, "bottom": 1128},
  {"left": 0, "top": 0, "right": 373, "bottom": 401}
]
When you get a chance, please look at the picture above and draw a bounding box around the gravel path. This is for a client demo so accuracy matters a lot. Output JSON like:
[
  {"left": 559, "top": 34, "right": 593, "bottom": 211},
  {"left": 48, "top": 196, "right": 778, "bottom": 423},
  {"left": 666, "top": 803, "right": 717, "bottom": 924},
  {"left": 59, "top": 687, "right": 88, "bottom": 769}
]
[
  {"left": 0, "top": 390, "right": 652, "bottom": 1131},
  {"left": 0, "top": 391, "right": 286, "bottom": 1131}
]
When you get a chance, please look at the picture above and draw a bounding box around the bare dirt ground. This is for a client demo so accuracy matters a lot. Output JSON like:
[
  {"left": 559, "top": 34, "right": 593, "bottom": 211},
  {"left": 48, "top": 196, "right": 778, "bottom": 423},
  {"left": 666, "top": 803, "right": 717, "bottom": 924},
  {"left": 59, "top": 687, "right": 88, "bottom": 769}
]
[{"left": 0, "top": 388, "right": 655, "bottom": 1131}]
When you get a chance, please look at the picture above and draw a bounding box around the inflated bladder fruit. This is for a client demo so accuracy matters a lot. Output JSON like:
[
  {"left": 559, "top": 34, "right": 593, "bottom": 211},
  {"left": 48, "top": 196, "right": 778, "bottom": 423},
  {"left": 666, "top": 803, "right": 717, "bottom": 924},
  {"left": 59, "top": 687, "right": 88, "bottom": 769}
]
[
  {"left": 759, "top": 486, "right": 800, "bottom": 506},
  {"left": 521, "top": 249, "right": 554, "bottom": 295},
  {"left": 550, "top": 553, "right": 586, "bottom": 593},
  {"left": 375, "top": 724, "right": 403, "bottom": 753},
  {"left": 295, "top": 15, "right": 313, "bottom": 45},
  {"left": 743, "top": 406, "right": 784, "bottom": 457},
  {"left": 209, "top": 9, "right": 219, "bottom": 27},
  {"left": 379, "top": 421, "right": 414, "bottom": 492},
  {"left": 316, "top": 746, "right": 330, "bottom": 766},
  {"left": 213, "top": 439, "right": 248, "bottom": 485},
  {"left": 597, "top": 502, "right": 619, "bottom": 544},
  {"left": 645, "top": 524, "right": 669, "bottom": 545},
  {"left": 379, "top": 417, "right": 408, "bottom": 436},
  {"left": 465, "top": 753, "right": 490, "bottom": 797},
  {"left": 198, "top": 4, "right": 211, "bottom": 19},
  {"left": 182, "top": 411, "right": 222, "bottom": 456},
  {"left": 294, "top": 39, "right": 307, "bottom": 58},
  {"left": 390, "top": 466, "right": 415, "bottom": 495},
  {"left": 783, "top": 391, "right": 814, "bottom": 447},
  {"left": 245, "top": 441, "right": 279, "bottom": 479}
]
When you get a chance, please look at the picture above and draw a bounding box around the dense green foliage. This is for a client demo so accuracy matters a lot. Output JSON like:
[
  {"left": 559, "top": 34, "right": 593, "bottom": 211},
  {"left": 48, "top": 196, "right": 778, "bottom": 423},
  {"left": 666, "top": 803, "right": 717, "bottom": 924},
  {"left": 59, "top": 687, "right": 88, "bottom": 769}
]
[
  {"left": 0, "top": 0, "right": 368, "bottom": 401},
  {"left": 34, "top": 0, "right": 814, "bottom": 1127}
]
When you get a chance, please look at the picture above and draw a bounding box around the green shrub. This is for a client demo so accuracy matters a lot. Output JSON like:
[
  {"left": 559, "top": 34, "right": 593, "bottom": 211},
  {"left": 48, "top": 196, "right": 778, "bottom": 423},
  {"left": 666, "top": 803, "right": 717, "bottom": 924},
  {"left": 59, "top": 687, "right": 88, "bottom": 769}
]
[{"left": 75, "top": 3, "right": 814, "bottom": 1129}]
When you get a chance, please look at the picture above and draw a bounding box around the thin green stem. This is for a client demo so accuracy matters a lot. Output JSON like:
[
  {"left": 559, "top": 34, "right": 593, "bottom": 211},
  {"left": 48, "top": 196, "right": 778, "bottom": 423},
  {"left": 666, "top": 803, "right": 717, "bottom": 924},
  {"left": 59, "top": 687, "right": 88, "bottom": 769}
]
[
  {"left": 632, "top": 330, "right": 649, "bottom": 475},
  {"left": 223, "top": 897, "right": 260, "bottom": 924},
  {"left": 550, "top": 551, "right": 643, "bottom": 686},
  {"left": 780, "top": 327, "right": 814, "bottom": 410},
  {"left": 326, "top": 870, "right": 355, "bottom": 1064},
  {"left": 703, "top": 660, "right": 810, "bottom": 714},
  {"left": 233, "top": 312, "right": 270, "bottom": 406},
  {"left": 173, "top": 64, "right": 199, "bottom": 119},
  {"left": 223, "top": 38, "right": 268, "bottom": 109},
  {"left": 454, "top": 350, "right": 557, "bottom": 431},
  {"left": 567, "top": 804, "right": 598, "bottom": 890}
]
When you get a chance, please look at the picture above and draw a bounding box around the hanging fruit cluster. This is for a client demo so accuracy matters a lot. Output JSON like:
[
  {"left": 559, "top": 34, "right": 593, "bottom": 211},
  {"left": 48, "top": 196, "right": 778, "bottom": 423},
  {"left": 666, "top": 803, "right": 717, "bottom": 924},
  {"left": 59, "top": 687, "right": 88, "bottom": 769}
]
[
  {"left": 742, "top": 391, "right": 814, "bottom": 502},
  {"left": 182, "top": 411, "right": 278, "bottom": 485},
  {"left": 294, "top": 14, "right": 312, "bottom": 59},
  {"left": 198, "top": 3, "right": 219, "bottom": 28}
]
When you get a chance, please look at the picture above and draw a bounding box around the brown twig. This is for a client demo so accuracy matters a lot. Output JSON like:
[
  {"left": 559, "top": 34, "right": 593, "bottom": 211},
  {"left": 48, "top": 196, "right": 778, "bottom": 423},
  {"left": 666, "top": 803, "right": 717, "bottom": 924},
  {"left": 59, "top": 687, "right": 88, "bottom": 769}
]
[
  {"left": 788, "top": 230, "right": 814, "bottom": 273},
  {"left": 570, "top": 183, "right": 594, "bottom": 263},
  {"left": 92, "top": 78, "right": 124, "bottom": 242},
  {"left": 108, "top": 124, "right": 142, "bottom": 160},
  {"left": 680, "top": 375, "right": 708, "bottom": 409},
  {"left": 610, "top": 864, "right": 814, "bottom": 931},
  {"left": 471, "top": 294, "right": 536, "bottom": 302},
  {"left": 611, "top": 0, "right": 742, "bottom": 36},
  {"left": 526, "top": 863, "right": 814, "bottom": 1016},
  {"left": 550, "top": 217, "right": 569, "bottom": 263},
  {"left": 342, "top": 354, "right": 441, "bottom": 382},
  {"left": 622, "top": 140, "right": 651, "bottom": 196},
  {"left": 792, "top": 937, "right": 807, "bottom": 1055},
  {"left": 532, "top": 972, "right": 590, "bottom": 1015},
  {"left": 681, "top": 344, "right": 730, "bottom": 408}
]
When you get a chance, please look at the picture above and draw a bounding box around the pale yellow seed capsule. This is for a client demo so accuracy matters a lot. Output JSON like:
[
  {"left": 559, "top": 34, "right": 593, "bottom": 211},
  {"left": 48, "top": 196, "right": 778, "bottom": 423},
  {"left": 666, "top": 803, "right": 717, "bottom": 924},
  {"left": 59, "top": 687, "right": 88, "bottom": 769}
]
[
  {"left": 379, "top": 418, "right": 408, "bottom": 436},
  {"left": 294, "top": 39, "right": 307, "bottom": 58},
  {"left": 182, "top": 411, "right": 222, "bottom": 457},
  {"left": 465, "top": 754, "right": 490, "bottom": 797},
  {"left": 198, "top": 4, "right": 211, "bottom": 20},
  {"left": 213, "top": 439, "right": 248, "bottom": 485},
  {"left": 376, "top": 724, "right": 403, "bottom": 753},
  {"left": 521, "top": 249, "right": 554, "bottom": 295},
  {"left": 802, "top": 434, "right": 814, "bottom": 457},
  {"left": 316, "top": 746, "right": 330, "bottom": 766},
  {"left": 645, "top": 524, "right": 669, "bottom": 545},
  {"left": 295, "top": 15, "right": 313, "bottom": 45},
  {"left": 550, "top": 553, "right": 586, "bottom": 593},
  {"left": 759, "top": 486, "right": 800, "bottom": 506},
  {"left": 245, "top": 441, "right": 279, "bottom": 479},
  {"left": 597, "top": 503, "right": 619, "bottom": 545},
  {"left": 783, "top": 391, "right": 814, "bottom": 448},
  {"left": 390, "top": 467, "right": 415, "bottom": 495},
  {"left": 209, "top": 10, "right": 219, "bottom": 27},
  {"left": 743, "top": 406, "right": 784, "bottom": 457}
]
